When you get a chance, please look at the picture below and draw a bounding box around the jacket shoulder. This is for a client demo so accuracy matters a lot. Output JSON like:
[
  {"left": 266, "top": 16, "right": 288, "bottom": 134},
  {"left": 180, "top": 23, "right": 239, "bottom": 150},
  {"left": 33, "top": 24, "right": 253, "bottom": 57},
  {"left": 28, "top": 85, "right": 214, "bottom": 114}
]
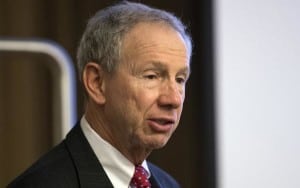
[
  {"left": 7, "top": 141, "right": 79, "bottom": 188},
  {"left": 148, "top": 162, "right": 180, "bottom": 188}
]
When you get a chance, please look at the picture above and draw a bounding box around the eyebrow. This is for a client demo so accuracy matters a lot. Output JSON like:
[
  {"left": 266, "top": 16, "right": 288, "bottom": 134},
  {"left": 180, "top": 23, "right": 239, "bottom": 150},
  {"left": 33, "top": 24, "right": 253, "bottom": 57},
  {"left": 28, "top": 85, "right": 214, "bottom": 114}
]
[
  {"left": 148, "top": 61, "right": 167, "bottom": 69},
  {"left": 149, "top": 61, "right": 190, "bottom": 75}
]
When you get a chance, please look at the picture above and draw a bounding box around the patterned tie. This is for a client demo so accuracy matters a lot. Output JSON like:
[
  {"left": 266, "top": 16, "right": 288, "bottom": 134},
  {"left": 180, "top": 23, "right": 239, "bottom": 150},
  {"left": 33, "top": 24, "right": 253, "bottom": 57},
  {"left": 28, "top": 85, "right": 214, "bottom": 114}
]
[{"left": 130, "top": 165, "right": 151, "bottom": 188}]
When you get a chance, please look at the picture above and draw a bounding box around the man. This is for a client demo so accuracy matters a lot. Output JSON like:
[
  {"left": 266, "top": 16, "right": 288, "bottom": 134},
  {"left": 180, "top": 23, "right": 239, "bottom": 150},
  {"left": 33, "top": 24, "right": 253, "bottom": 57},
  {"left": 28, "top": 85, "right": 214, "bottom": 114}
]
[{"left": 8, "top": 1, "right": 192, "bottom": 188}]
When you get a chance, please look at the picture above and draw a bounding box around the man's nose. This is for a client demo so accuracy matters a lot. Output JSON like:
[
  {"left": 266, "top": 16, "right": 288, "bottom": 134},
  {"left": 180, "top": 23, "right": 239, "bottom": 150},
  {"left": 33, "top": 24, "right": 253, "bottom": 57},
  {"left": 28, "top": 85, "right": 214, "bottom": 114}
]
[{"left": 158, "top": 81, "right": 183, "bottom": 109}]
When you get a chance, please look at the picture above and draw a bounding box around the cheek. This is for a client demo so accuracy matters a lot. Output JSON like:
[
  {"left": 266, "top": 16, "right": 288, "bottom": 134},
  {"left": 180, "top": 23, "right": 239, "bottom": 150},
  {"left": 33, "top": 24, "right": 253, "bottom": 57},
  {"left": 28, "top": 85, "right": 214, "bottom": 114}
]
[
  {"left": 105, "top": 83, "right": 133, "bottom": 119},
  {"left": 134, "top": 89, "right": 159, "bottom": 111}
]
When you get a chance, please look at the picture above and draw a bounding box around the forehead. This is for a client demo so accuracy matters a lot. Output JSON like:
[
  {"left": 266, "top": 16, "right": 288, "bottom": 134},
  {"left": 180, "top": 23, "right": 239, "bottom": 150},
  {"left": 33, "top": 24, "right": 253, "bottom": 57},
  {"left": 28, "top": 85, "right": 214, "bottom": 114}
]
[{"left": 120, "top": 22, "right": 190, "bottom": 66}]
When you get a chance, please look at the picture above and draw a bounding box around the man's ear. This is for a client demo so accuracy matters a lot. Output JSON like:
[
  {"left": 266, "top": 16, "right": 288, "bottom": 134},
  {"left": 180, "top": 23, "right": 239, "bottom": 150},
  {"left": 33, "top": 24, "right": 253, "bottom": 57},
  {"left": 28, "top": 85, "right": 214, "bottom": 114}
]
[{"left": 82, "top": 62, "right": 106, "bottom": 104}]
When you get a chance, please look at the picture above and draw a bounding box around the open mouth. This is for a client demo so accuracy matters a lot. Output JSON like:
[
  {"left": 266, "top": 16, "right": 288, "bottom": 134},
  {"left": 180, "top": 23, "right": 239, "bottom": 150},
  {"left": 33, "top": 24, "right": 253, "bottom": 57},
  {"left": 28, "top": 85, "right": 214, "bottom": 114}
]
[
  {"left": 147, "top": 118, "right": 175, "bottom": 132},
  {"left": 153, "top": 119, "right": 174, "bottom": 125}
]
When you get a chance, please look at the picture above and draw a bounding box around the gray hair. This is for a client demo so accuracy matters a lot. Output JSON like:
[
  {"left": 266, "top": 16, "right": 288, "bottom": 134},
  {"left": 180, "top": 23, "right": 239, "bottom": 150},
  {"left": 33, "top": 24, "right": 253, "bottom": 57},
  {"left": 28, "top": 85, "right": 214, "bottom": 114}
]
[{"left": 77, "top": 1, "right": 192, "bottom": 80}]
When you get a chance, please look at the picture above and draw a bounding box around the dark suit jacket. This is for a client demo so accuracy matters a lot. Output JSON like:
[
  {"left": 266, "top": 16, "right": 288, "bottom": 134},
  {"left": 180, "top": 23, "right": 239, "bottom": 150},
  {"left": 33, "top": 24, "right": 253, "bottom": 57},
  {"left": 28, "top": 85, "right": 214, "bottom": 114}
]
[{"left": 7, "top": 123, "right": 180, "bottom": 188}]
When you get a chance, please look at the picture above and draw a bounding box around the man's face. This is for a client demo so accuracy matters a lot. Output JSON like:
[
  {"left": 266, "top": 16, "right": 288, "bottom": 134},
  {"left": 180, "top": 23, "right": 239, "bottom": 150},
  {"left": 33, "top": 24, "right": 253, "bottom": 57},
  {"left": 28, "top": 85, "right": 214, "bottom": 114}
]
[{"left": 103, "top": 22, "right": 190, "bottom": 151}]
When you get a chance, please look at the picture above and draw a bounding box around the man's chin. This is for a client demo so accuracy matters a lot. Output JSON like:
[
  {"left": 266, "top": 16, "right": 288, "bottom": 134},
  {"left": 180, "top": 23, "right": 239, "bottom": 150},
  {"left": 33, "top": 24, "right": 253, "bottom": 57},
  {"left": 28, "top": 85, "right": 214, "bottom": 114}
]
[{"left": 143, "top": 136, "right": 170, "bottom": 150}]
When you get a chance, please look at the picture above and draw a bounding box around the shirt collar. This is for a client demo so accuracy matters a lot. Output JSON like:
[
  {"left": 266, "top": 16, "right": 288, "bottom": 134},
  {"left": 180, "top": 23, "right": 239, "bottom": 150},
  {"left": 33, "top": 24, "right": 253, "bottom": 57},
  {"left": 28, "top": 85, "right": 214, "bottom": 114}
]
[{"left": 80, "top": 116, "right": 150, "bottom": 188}]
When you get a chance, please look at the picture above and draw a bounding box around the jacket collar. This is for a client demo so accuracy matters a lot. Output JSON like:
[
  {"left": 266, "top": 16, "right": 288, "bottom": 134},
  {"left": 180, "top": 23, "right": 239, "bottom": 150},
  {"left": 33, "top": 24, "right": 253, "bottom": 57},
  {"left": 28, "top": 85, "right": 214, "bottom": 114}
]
[
  {"left": 64, "top": 122, "right": 163, "bottom": 188},
  {"left": 64, "top": 123, "right": 114, "bottom": 188}
]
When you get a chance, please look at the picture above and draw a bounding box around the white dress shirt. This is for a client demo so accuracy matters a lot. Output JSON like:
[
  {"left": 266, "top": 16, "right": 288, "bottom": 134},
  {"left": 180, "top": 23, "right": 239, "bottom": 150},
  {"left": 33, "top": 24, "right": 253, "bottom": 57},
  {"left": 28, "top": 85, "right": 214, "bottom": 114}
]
[{"left": 80, "top": 116, "right": 151, "bottom": 188}]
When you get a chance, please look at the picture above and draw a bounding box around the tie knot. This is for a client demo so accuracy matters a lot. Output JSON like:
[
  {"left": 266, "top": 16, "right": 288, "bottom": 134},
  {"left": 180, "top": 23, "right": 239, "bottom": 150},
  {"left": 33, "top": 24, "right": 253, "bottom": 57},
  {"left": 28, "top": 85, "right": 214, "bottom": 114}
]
[{"left": 130, "top": 165, "right": 151, "bottom": 188}]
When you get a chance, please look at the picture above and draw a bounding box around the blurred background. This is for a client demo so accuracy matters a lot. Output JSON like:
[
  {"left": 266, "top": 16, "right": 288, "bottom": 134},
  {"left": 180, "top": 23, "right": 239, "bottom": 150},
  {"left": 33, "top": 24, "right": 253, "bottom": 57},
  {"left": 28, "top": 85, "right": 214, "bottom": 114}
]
[
  {"left": 0, "top": 0, "right": 215, "bottom": 187},
  {"left": 1, "top": 0, "right": 300, "bottom": 188}
]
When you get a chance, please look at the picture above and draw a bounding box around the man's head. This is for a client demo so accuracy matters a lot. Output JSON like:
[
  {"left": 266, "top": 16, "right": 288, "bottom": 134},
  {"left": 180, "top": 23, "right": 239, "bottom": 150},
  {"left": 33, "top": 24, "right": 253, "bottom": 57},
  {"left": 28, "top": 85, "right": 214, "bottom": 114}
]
[
  {"left": 78, "top": 1, "right": 192, "bottom": 163},
  {"left": 77, "top": 1, "right": 192, "bottom": 77}
]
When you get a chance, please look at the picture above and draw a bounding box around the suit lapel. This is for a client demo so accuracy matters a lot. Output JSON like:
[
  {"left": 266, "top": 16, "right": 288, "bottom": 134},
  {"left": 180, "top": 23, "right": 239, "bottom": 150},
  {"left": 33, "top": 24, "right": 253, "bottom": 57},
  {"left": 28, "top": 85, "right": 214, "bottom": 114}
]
[
  {"left": 64, "top": 123, "right": 113, "bottom": 188},
  {"left": 148, "top": 164, "right": 162, "bottom": 188},
  {"left": 149, "top": 175, "right": 162, "bottom": 188}
]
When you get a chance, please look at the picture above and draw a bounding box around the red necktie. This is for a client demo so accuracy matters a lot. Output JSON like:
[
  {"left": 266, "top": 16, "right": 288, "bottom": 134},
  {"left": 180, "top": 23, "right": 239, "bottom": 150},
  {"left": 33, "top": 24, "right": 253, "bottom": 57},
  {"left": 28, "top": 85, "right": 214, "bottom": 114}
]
[{"left": 130, "top": 165, "right": 151, "bottom": 188}]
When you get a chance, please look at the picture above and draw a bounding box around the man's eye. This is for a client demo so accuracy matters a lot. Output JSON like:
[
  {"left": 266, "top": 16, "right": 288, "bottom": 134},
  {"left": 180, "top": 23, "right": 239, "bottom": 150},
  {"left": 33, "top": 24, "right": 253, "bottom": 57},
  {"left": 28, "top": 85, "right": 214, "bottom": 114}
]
[
  {"left": 176, "top": 77, "right": 186, "bottom": 84},
  {"left": 144, "top": 74, "right": 158, "bottom": 80}
]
